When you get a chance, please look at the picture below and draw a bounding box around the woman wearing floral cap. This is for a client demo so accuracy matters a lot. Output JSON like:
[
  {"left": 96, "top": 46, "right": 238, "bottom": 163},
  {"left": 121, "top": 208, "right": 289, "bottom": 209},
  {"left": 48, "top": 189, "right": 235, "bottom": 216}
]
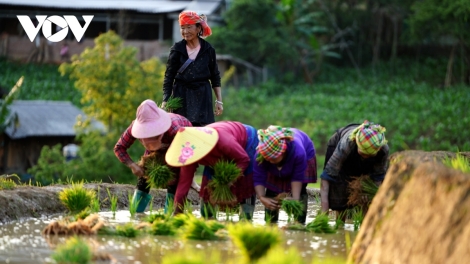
[
  {"left": 165, "top": 121, "right": 258, "bottom": 219},
  {"left": 161, "top": 11, "right": 223, "bottom": 126},
  {"left": 253, "top": 126, "right": 317, "bottom": 224},
  {"left": 114, "top": 99, "right": 200, "bottom": 213},
  {"left": 320, "top": 120, "right": 389, "bottom": 214}
]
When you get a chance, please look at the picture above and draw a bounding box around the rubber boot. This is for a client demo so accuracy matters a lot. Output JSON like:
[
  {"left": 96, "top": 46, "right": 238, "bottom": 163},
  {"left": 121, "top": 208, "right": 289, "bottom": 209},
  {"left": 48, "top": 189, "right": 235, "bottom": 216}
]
[
  {"left": 239, "top": 203, "right": 255, "bottom": 220},
  {"left": 296, "top": 193, "right": 309, "bottom": 224},
  {"left": 132, "top": 189, "right": 152, "bottom": 213},
  {"left": 164, "top": 193, "right": 175, "bottom": 214}
]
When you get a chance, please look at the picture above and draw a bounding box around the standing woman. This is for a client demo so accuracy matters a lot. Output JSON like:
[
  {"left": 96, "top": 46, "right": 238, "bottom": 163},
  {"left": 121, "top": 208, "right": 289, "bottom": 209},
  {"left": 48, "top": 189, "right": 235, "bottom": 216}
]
[
  {"left": 253, "top": 126, "right": 317, "bottom": 224},
  {"left": 161, "top": 11, "right": 223, "bottom": 126}
]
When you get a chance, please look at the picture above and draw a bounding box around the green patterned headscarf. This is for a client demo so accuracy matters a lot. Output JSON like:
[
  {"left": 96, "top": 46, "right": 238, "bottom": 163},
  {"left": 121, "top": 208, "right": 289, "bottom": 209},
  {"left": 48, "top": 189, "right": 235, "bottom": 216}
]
[{"left": 349, "top": 120, "right": 387, "bottom": 156}]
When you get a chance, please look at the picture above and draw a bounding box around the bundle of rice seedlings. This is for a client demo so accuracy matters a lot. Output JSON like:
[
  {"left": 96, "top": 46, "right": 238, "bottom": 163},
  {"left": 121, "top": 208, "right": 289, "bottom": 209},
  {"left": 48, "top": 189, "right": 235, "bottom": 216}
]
[
  {"left": 208, "top": 160, "right": 241, "bottom": 207},
  {"left": 169, "top": 213, "right": 193, "bottom": 229},
  {"left": 283, "top": 223, "right": 306, "bottom": 231},
  {"left": 182, "top": 217, "right": 223, "bottom": 241},
  {"left": 347, "top": 175, "right": 378, "bottom": 207},
  {"left": 306, "top": 213, "right": 336, "bottom": 234},
  {"left": 281, "top": 199, "right": 304, "bottom": 223},
  {"left": 51, "top": 236, "right": 93, "bottom": 264},
  {"left": 115, "top": 223, "right": 140, "bottom": 238},
  {"left": 139, "top": 152, "right": 175, "bottom": 189},
  {"left": 150, "top": 219, "right": 177, "bottom": 236},
  {"left": 443, "top": 153, "right": 470, "bottom": 173},
  {"left": 59, "top": 181, "right": 96, "bottom": 213},
  {"left": 162, "top": 96, "right": 183, "bottom": 113},
  {"left": 144, "top": 213, "right": 167, "bottom": 224},
  {"left": 228, "top": 223, "right": 281, "bottom": 263}
]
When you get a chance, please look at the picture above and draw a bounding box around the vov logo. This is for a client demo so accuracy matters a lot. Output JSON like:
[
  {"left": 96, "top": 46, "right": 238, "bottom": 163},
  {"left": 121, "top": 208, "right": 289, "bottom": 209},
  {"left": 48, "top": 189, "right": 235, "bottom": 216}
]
[{"left": 17, "top": 15, "right": 94, "bottom": 42}]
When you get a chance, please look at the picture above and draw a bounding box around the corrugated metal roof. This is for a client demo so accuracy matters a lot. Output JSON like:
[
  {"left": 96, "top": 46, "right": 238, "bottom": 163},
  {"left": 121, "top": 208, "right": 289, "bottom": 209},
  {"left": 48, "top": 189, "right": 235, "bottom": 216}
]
[
  {"left": 0, "top": 0, "right": 221, "bottom": 14},
  {"left": 4, "top": 100, "right": 105, "bottom": 139},
  {"left": 184, "top": 1, "right": 220, "bottom": 15}
]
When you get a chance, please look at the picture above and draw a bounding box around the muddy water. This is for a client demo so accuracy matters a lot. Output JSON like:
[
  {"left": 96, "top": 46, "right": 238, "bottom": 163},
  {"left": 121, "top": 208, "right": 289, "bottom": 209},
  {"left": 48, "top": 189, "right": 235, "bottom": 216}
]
[{"left": 0, "top": 203, "right": 355, "bottom": 264}]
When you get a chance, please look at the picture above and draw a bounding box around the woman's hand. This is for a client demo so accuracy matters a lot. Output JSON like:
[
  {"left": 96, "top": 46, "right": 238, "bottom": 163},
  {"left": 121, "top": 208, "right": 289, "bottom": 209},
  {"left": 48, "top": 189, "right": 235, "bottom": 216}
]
[
  {"left": 259, "top": 196, "right": 281, "bottom": 211},
  {"left": 129, "top": 162, "right": 145, "bottom": 178},
  {"left": 214, "top": 101, "right": 223, "bottom": 116}
]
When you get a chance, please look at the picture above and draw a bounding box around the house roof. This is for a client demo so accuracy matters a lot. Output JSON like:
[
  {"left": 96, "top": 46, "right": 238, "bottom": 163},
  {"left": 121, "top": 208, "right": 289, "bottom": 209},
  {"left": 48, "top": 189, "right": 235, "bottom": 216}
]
[
  {"left": 4, "top": 100, "right": 105, "bottom": 139},
  {"left": 0, "top": 0, "right": 221, "bottom": 14}
]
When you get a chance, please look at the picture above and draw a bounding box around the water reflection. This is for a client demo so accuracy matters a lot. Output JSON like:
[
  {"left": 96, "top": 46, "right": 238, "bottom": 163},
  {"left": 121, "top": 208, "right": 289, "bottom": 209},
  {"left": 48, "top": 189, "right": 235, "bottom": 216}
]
[{"left": 0, "top": 203, "right": 355, "bottom": 264}]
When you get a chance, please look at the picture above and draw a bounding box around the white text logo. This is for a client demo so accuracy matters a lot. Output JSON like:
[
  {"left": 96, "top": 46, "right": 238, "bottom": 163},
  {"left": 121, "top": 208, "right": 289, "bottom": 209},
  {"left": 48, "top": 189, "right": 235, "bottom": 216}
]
[{"left": 17, "top": 15, "right": 94, "bottom": 42}]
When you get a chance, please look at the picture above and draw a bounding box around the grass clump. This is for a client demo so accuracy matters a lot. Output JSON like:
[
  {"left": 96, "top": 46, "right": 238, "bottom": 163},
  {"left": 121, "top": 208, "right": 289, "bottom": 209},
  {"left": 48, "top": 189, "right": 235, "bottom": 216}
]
[
  {"left": 228, "top": 223, "right": 281, "bottom": 263},
  {"left": 128, "top": 192, "right": 138, "bottom": 218},
  {"left": 58, "top": 181, "right": 96, "bottom": 213},
  {"left": 51, "top": 236, "right": 93, "bottom": 264},
  {"left": 306, "top": 213, "right": 336, "bottom": 234},
  {"left": 281, "top": 199, "right": 304, "bottom": 223},
  {"left": 0, "top": 174, "right": 19, "bottom": 190},
  {"left": 139, "top": 152, "right": 175, "bottom": 189},
  {"left": 208, "top": 160, "right": 241, "bottom": 207},
  {"left": 443, "top": 153, "right": 470, "bottom": 173},
  {"left": 150, "top": 219, "right": 177, "bottom": 236}
]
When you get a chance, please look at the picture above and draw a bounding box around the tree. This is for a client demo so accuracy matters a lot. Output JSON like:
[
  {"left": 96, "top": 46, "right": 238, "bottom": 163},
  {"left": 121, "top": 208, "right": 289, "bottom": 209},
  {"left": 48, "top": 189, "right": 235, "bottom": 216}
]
[
  {"left": 0, "top": 76, "right": 22, "bottom": 132},
  {"left": 408, "top": 0, "right": 470, "bottom": 86},
  {"left": 59, "top": 30, "right": 165, "bottom": 132}
]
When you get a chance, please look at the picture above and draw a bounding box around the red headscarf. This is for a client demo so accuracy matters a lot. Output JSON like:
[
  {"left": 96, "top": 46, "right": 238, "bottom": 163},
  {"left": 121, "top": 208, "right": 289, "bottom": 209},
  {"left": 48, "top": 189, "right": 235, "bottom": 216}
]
[{"left": 179, "top": 11, "right": 212, "bottom": 38}]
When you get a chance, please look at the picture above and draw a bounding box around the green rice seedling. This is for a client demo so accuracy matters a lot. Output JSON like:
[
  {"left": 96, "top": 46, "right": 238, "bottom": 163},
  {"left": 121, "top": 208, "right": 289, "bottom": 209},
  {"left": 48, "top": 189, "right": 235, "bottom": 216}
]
[
  {"left": 228, "top": 222, "right": 282, "bottom": 263},
  {"left": 128, "top": 192, "right": 139, "bottom": 218},
  {"left": 361, "top": 177, "right": 379, "bottom": 202},
  {"left": 0, "top": 174, "right": 18, "bottom": 190},
  {"left": 351, "top": 206, "right": 364, "bottom": 231},
  {"left": 149, "top": 198, "right": 154, "bottom": 213},
  {"left": 150, "top": 219, "right": 177, "bottom": 236},
  {"left": 443, "top": 154, "right": 470, "bottom": 173},
  {"left": 162, "top": 249, "right": 220, "bottom": 264},
  {"left": 182, "top": 199, "right": 194, "bottom": 215},
  {"left": 51, "top": 236, "right": 93, "bottom": 264},
  {"left": 162, "top": 96, "right": 183, "bottom": 113},
  {"left": 115, "top": 223, "right": 140, "bottom": 238},
  {"left": 256, "top": 246, "right": 305, "bottom": 264},
  {"left": 208, "top": 160, "right": 241, "bottom": 206},
  {"left": 306, "top": 213, "right": 336, "bottom": 234},
  {"left": 75, "top": 208, "right": 92, "bottom": 220},
  {"left": 281, "top": 199, "right": 304, "bottom": 223},
  {"left": 106, "top": 188, "right": 118, "bottom": 219},
  {"left": 334, "top": 211, "right": 346, "bottom": 229},
  {"left": 140, "top": 152, "right": 175, "bottom": 189},
  {"left": 58, "top": 181, "right": 96, "bottom": 213},
  {"left": 90, "top": 186, "right": 100, "bottom": 213},
  {"left": 169, "top": 213, "right": 193, "bottom": 228},
  {"left": 182, "top": 217, "right": 222, "bottom": 241},
  {"left": 145, "top": 213, "right": 167, "bottom": 224}
]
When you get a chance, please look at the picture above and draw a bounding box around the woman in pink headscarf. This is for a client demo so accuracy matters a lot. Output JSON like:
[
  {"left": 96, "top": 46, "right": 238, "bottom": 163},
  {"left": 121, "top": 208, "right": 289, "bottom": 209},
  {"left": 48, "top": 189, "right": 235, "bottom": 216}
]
[{"left": 161, "top": 11, "right": 223, "bottom": 127}]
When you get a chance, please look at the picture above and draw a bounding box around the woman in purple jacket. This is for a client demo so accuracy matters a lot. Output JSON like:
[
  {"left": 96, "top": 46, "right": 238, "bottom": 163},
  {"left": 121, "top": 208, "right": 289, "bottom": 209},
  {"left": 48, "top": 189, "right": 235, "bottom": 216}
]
[{"left": 253, "top": 126, "right": 317, "bottom": 223}]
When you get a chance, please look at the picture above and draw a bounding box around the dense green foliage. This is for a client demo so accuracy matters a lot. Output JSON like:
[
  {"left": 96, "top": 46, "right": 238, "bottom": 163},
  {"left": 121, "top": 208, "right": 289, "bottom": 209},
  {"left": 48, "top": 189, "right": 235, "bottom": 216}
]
[{"left": 219, "top": 60, "right": 470, "bottom": 154}]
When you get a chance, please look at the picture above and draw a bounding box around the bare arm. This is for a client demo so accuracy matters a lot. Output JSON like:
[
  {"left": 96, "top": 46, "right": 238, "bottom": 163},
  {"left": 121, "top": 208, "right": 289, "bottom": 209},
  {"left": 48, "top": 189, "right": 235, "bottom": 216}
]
[
  {"left": 320, "top": 179, "right": 330, "bottom": 212},
  {"left": 291, "top": 181, "right": 302, "bottom": 200},
  {"left": 213, "top": 86, "right": 223, "bottom": 116},
  {"left": 255, "top": 185, "right": 280, "bottom": 211}
]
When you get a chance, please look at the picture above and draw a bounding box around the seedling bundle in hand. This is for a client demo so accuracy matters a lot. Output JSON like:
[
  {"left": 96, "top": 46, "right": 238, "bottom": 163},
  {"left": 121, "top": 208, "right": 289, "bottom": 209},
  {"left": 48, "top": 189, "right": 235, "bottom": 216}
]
[
  {"left": 139, "top": 152, "right": 175, "bottom": 189},
  {"left": 162, "top": 96, "right": 182, "bottom": 113},
  {"left": 348, "top": 175, "right": 378, "bottom": 207},
  {"left": 208, "top": 160, "right": 241, "bottom": 207},
  {"left": 281, "top": 199, "right": 304, "bottom": 223}
]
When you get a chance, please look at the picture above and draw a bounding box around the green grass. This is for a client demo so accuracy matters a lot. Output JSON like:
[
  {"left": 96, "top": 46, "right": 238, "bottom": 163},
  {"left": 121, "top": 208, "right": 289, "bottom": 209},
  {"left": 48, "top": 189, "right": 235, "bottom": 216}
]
[
  {"left": 51, "top": 236, "right": 93, "bottom": 264},
  {"left": 58, "top": 181, "right": 96, "bottom": 213}
]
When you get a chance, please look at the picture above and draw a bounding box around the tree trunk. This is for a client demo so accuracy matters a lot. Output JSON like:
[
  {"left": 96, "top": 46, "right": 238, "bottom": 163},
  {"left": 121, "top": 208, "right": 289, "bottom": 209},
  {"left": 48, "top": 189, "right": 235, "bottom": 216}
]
[
  {"left": 444, "top": 44, "right": 456, "bottom": 88},
  {"left": 372, "top": 9, "right": 383, "bottom": 67}
]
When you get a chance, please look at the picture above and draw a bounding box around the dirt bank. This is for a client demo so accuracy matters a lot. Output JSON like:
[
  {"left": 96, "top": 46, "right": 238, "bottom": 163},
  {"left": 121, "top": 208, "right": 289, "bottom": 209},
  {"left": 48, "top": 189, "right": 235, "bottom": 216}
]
[{"left": 1, "top": 183, "right": 320, "bottom": 224}]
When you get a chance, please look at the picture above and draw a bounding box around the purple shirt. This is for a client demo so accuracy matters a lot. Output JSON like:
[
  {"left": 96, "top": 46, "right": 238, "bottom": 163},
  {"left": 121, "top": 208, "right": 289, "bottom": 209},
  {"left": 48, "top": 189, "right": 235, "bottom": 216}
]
[{"left": 253, "top": 129, "right": 316, "bottom": 187}]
